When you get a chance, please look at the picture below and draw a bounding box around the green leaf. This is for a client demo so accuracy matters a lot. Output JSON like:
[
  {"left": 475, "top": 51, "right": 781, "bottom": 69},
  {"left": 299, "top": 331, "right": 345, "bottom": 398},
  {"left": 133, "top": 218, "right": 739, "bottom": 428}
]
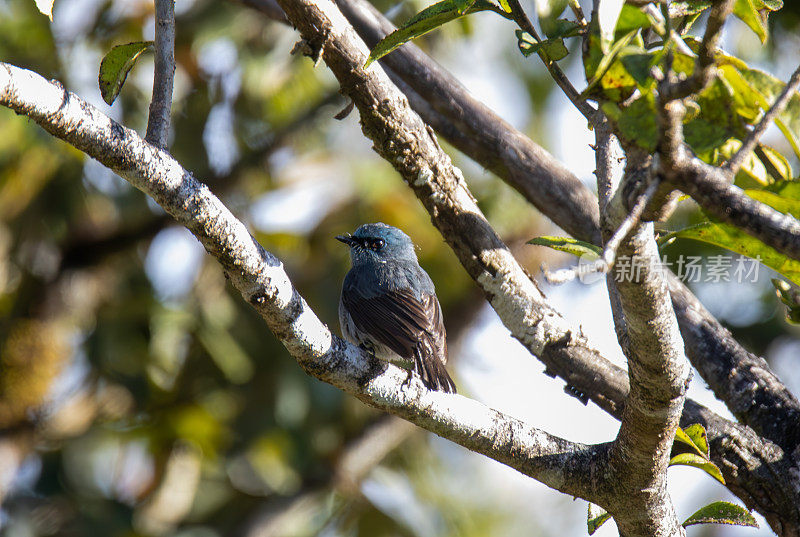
[
  {"left": 684, "top": 119, "right": 734, "bottom": 157},
  {"left": 620, "top": 53, "right": 654, "bottom": 87},
  {"left": 718, "top": 65, "right": 765, "bottom": 124},
  {"left": 733, "top": 0, "right": 768, "bottom": 43},
  {"left": 364, "top": 0, "right": 493, "bottom": 68},
  {"left": 537, "top": 0, "right": 569, "bottom": 38},
  {"left": 528, "top": 236, "right": 602, "bottom": 259},
  {"left": 682, "top": 501, "right": 758, "bottom": 528},
  {"left": 663, "top": 222, "right": 800, "bottom": 285},
  {"left": 746, "top": 181, "right": 800, "bottom": 219},
  {"left": 497, "top": 0, "right": 511, "bottom": 13},
  {"left": 755, "top": 0, "right": 783, "bottom": 9},
  {"left": 763, "top": 179, "right": 800, "bottom": 199},
  {"left": 682, "top": 424, "right": 710, "bottom": 457},
  {"left": 670, "top": 453, "right": 726, "bottom": 484},
  {"left": 674, "top": 426, "right": 703, "bottom": 455},
  {"left": 98, "top": 41, "right": 154, "bottom": 105},
  {"left": 757, "top": 145, "right": 793, "bottom": 181},
  {"left": 615, "top": 4, "right": 652, "bottom": 34},
  {"left": 714, "top": 139, "right": 771, "bottom": 187},
  {"left": 694, "top": 77, "right": 739, "bottom": 134},
  {"left": 602, "top": 94, "right": 657, "bottom": 151},
  {"left": 772, "top": 278, "right": 800, "bottom": 324},
  {"left": 597, "top": 0, "right": 625, "bottom": 53},
  {"left": 543, "top": 18, "right": 583, "bottom": 39},
  {"left": 516, "top": 31, "right": 570, "bottom": 61},
  {"left": 669, "top": 0, "right": 713, "bottom": 17},
  {"left": 582, "top": 29, "right": 638, "bottom": 99},
  {"left": 453, "top": 0, "right": 476, "bottom": 12},
  {"left": 588, "top": 503, "right": 612, "bottom": 535}
]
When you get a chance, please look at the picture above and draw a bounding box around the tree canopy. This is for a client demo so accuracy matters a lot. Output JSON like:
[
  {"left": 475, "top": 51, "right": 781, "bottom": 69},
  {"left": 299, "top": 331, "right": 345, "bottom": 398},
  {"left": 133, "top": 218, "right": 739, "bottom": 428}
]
[{"left": 1, "top": 0, "right": 800, "bottom": 535}]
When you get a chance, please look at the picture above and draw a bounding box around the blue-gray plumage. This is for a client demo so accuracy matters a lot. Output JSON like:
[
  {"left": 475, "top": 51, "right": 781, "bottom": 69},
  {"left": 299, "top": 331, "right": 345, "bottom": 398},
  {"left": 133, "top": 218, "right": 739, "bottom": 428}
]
[{"left": 336, "top": 223, "right": 456, "bottom": 393}]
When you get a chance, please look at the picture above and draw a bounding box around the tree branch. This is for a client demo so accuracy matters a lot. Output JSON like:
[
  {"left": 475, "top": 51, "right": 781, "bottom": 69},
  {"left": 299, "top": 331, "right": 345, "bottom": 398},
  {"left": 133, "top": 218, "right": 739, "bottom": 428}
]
[
  {"left": 681, "top": 400, "right": 800, "bottom": 536},
  {"left": 595, "top": 122, "right": 688, "bottom": 537},
  {"left": 317, "top": 0, "right": 800, "bottom": 451},
  {"left": 662, "top": 147, "right": 800, "bottom": 262},
  {"left": 504, "top": 0, "right": 597, "bottom": 121},
  {"left": 0, "top": 61, "right": 607, "bottom": 502},
  {"left": 239, "top": 0, "right": 800, "bottom": 530},
  {"left": 332, "top": 0, "right": 604, "bottom": 246},
  {"left": 668, "top": 277, "right": 800, "bottom": 451},
  {"left": 659, "top": 0, "right": 735, "bottom": 101},
  {"left": 145, "top": 0, "right": 176, "bottom": 149},
  {"left": 727, "top": 63, "right": 800, "bottom": 174}
]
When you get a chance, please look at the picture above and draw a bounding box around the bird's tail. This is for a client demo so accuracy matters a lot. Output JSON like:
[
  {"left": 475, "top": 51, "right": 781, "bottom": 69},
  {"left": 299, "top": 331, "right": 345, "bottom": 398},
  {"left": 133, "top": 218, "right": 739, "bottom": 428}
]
[{"left": 414, "top": 350, "right": 457, "bottom": 393}]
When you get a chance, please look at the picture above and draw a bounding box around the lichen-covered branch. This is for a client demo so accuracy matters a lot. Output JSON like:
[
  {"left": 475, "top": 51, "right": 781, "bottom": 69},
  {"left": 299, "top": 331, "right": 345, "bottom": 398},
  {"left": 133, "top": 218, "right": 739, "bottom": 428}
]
[
  {"left": 595, "top": 123, "right": 688, "bottom": 537},
  {"left": 312, "top": 0, "right": 800, "bottom": 468},
  {"left": 275, "top": 0, "right": 630, "bottom": 419},
  {"left": 0, "top": 61, "right": 606, "bottom": 500},
  {"left": 332, "top": 0, "right": 604, "bottom": 246}
]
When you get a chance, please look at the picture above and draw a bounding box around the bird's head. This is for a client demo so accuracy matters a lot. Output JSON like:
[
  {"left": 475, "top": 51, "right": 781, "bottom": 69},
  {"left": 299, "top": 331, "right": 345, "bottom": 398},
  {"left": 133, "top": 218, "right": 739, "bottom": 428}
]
[{"left": 336, "top": 223, "right": 417, "bottom": 266}]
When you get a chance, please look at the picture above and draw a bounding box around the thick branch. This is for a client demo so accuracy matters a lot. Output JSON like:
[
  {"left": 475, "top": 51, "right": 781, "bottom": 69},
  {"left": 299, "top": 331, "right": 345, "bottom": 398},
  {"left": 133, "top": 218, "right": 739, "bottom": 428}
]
[
  {"left": 321, "top": 0, "right": 800, "bottom": 453},
  {"left": 668, "top": 277, "right": 800, "bottom": 451},
  {"left": 244, "top": 0, "right": 800, "bottom": 530},
  {"left": 663, "top": 150, "right": 800, "bottom": 262},
  {"left": 682, "top": 400, "right": 800, "bottom": 537},
  {"left": 333, "top": 0, "right": 603, "bottom": 246},
  {"left": 0, "top": 61, "right": 606, "bottom": 501},
  {"left": 275, "top": 0, "right": 632, "bottom": 420},
  {"left": 145, "top": 0, "right": 176, "bottom": 149},
  {"left": 596, "top": 125, "right": 688, "bottom": 537}
]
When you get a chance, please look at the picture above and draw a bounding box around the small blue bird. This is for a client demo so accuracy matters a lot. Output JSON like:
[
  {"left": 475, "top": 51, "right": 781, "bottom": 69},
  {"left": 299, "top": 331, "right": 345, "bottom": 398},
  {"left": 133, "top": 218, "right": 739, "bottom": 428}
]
[{"left": 336, "top": 223, "right": 456, "bottom": 393}]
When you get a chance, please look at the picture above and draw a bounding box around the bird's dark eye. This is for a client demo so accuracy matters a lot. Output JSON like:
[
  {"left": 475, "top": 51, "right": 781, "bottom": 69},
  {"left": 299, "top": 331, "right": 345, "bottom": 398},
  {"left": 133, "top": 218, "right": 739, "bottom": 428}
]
[{"left": 372, "top": 239, "right": 385, "bottom": 250}]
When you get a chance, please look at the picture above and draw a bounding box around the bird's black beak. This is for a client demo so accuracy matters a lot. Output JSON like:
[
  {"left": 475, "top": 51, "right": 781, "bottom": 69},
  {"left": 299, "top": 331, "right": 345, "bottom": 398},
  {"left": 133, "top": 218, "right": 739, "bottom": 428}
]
[{"left": 336, "top": 234, "right": 356, "bottom": 246}]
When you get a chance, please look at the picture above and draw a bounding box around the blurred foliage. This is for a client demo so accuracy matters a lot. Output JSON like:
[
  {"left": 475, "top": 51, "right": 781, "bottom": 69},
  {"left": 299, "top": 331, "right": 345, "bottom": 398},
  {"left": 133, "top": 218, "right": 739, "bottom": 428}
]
[
  {"left": 1, "top": 0, "right": 799, "bottom": 535},
  {"left": 0, "top": 0, "right": 543, "bottom": 535}
]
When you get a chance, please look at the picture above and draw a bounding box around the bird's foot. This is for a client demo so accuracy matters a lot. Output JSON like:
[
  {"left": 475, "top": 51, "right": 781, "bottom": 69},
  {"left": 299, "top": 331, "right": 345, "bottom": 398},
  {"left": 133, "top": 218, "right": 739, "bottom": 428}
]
[{"left": 401, "top": 368, "right": 414, "bottom": 389}]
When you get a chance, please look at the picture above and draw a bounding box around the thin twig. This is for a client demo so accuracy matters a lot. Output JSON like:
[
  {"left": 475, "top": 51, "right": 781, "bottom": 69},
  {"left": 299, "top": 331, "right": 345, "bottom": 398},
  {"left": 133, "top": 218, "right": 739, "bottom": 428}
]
[
  {"left": 727, "top": 63, "right": 800, "bottom": 174},
  {"left": 601, "top": 178, "right": 661, "bottom": 267},
  {"left": 543, "top": 178, "right": 661, "bottom": 285},
  {"left": 661, "top": 0, "right": 734, "bottom": 100},
  {"left": 567, "top": 0, "right": 586, "bottom": 25},
  {"left": 505, "top": 0, "right": 596, "bottom": 121},
  {"left": 145, "top": 0, "right": 176, "bottom": 149}
]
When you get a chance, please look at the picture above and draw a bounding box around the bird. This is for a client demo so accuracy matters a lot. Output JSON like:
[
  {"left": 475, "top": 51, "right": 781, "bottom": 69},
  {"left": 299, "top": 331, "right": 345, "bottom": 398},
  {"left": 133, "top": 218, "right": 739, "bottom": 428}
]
[{"left": 336, "top": 223, "right": 457, "bottom": 393}]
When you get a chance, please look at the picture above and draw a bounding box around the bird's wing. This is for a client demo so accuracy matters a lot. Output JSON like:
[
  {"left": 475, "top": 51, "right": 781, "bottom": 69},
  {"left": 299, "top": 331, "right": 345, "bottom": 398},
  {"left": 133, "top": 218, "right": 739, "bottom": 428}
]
[{"left": 342, "top": 288, "right": 455, "bottom": 392}]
